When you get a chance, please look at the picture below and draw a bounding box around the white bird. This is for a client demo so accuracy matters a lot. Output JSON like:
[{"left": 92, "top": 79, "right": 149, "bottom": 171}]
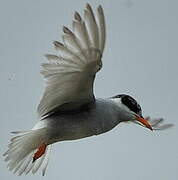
[{"left": 3, "top": 3, "right": 173, "bottom": 176}]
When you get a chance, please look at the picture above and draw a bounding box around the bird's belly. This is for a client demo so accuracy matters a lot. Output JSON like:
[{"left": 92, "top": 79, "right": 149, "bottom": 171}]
[
  {"left": 45, "top": 114, "right": 105, "bottom": 144},
  {"left": 41, "top": 99, "right": 120, "bottom": 144},
  {"left": 48, "top": 127, "right": 95, "bottom": 144}
]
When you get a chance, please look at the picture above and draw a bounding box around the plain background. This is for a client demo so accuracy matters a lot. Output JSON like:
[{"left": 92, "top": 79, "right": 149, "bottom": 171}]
[{"left": 0, "top": 0, "right": 178, "bottom": 179}]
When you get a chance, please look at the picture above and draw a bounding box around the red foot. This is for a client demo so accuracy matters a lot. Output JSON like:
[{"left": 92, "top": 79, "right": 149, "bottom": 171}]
[{"left": 33, "top": 143, "right": 47, "bottom": 163}]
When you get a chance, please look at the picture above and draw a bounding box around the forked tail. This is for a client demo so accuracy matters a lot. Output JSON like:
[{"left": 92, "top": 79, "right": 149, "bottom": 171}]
[{"left": 3, "top": 128, "right": 52, "bottom": 176}]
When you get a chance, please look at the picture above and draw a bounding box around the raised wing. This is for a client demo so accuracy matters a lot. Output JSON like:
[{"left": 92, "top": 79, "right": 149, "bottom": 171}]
[{"left": 37, "top": 4, "right": 106, "bottom": 117}]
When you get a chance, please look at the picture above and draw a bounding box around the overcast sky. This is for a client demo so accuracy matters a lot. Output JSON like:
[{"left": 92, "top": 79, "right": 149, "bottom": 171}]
[{"left": 0, "top": 0, "right": 178, "bottom": 179}]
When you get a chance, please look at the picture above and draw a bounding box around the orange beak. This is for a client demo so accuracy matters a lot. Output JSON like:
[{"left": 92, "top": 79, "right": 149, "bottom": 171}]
[{"left": 135, "top": 115, "right": 153, "bottom": 131}]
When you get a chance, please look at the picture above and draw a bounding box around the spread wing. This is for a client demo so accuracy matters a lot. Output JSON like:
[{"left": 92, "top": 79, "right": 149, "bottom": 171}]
[{"left": 37, "top": 4, "right": 106, "bottom": 117}]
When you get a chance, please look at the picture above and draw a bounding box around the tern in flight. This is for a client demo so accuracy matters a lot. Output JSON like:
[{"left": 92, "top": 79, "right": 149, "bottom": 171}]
[{"left": 4, "top": 3, "right": 173, "bottom": 176}]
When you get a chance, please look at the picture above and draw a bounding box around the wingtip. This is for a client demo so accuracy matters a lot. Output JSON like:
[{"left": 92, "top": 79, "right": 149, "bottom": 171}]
[
  {"left": 86, "top": 3, "right": 91, "bottom": 10},
  {"left": 63, "top": 26, "right": 72, "bottom": 34},
  {"left": 53, "top": 41, "right": 64, "bottom": 48},
  {"left": 74, "top": 11, "right": 81, "bottom": 22},
  {"left": 97, "top": 5, "right": 104, "bottom": 14},
  {"left": 86, "top": 3, "right": 103, "bottom": 13}
]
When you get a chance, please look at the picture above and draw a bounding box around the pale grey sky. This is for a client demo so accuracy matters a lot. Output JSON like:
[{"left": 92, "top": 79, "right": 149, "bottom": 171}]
[{"left": 0, "top": 0, "right": 178, "bottom": 179}]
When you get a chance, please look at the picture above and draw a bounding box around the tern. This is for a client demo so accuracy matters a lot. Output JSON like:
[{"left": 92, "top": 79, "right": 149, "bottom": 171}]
[{"left": 4, "top": 3, "right": 173, "bottom": 176}]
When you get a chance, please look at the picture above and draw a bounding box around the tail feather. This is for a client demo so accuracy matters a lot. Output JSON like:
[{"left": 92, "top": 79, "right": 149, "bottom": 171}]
[
  {"left": 15, "top": 151, "right": 34, "bottom": 175},
  {"left": 32, "top": 152, "right": 46, "bottom": 174},
  {"left": 4, "top": 128, "right": 52, "bottom": 175},
  {"left": 32, "top": 145, "right": 51, "bottom": 175},
  {"left": 42, "top": 145, "right": 51, "bottom": 176}
]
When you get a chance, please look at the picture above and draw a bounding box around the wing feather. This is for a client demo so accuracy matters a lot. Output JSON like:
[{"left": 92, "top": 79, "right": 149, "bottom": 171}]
[
  {"left": 84, "top": 4, "right": 99, "bottom": 49},
  {"left": 38, "top": 4, "right": 106, "bottom": 117},
  {"left": 96, "top": 5, "right": 106, "bottom": 53}
]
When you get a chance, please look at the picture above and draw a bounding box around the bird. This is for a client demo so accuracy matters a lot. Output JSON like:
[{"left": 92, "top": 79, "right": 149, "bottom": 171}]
[{"left": 3, "top": 3, "right": 173, "bottom": 176}]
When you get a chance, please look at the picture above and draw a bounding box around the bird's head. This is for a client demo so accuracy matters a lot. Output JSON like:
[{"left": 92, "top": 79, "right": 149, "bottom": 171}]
[{"left": 111, "top": 94, "right": 152, "bottom": 131}]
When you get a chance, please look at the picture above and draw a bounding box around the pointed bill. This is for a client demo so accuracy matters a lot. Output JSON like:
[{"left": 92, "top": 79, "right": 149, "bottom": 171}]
[{"left": 135, "top": 115, "right": 153, "bottom": 131}]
